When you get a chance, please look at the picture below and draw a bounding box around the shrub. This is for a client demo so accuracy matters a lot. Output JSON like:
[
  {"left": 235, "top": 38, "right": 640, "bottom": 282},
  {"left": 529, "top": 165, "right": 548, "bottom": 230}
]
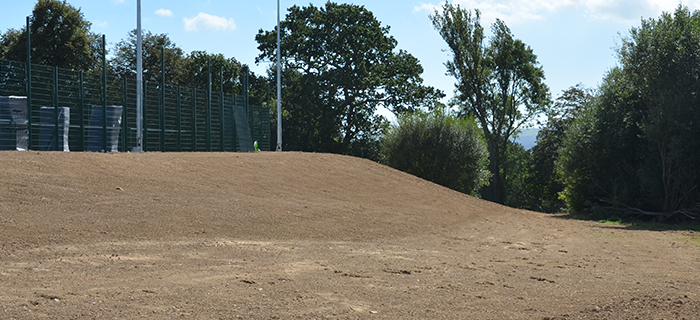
[{"left": 381, "top": 108, "right": 489, "bottom": 195}]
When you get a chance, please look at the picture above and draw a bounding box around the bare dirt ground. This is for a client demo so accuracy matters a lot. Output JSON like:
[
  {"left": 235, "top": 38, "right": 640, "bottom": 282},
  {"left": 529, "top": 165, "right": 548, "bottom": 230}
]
[{"left": 0, "top": 151, "right": 698, "bottom": 319}]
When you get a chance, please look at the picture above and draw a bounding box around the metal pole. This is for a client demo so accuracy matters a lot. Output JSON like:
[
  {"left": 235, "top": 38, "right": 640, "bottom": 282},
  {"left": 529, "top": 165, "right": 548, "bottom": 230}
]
[
  {"left": 219, "top": 67, "right": 224, "bottom": 151},
  {"left": 207, "top": 59, "right": 212, "bottom": 152},
  {"left": 134, "top": 0, "right": 143, "bottom": 152},
  {"left": 52, "top": 66, "right": 59, "bottom": 151},
  {"left": 102, "top": 34, "right": 107, "bottom": 152},
  {"left": 122, "top": 77, "right": 128, "bottom": 151},
  {"left": 276, "top": 0, "right": 282, "bottom": 152},
  {"left": 26, "top": 16, "right": 32, "bottom": 150},
  {"left": 53, "top": 66, "right": 59, "bottom": 151},
  {"left": 79, "top": 70, "right": 84, "bottom": 151},
  {"left": 192, "top": 88, "right": 197, "bottom": 151},
  {"left": 176, "top": 85, "right": 181, "bottom": 151},
  {"left": 160, "top": 46, "right": 165, "bottom": 152}
]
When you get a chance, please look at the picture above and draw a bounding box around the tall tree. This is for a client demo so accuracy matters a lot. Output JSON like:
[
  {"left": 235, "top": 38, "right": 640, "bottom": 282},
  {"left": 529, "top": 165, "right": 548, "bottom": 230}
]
[
  {"left": 558, "top": 6, "right": 700, "bottom": 221},
  {"left": 180, "top": 51, "right": 243, "bottom": 92},
  {"left": 557, "top": 68, "right": 645, "bottom": 217},
  {"left": 256, "top": 2, "right": 443, "bottom": 158},
  {"left": 527, "top": 85, "right": 592, "bottom": 212},
  {"left": 109, "top": 30, "right": 185, "bottom": 83},
  {"left": 621, "top": 5, "right": 700, "bottom": 215},
  {"left": 430, "top": 3, "right": 549, "bottom": 204},
  {"left": 0, "top": 0, "right": 100, "bottom": 70}
]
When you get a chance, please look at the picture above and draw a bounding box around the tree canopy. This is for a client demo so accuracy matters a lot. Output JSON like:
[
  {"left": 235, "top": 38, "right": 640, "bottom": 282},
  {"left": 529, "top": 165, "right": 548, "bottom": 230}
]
[
  {"left": 430, "top": 3, "right": 549, "bottom": 204},
  {"left": 256, "top": 2, "right": 443, "bottom": 158},
  {"left": 557, "top": 5, "right": 700, "bottom": 221},
  {"left": 0, "top": 0, "right": 101, "bottom": 71},
  {"left": 109, "top": 30, "right": 185, "bottom": 83}
]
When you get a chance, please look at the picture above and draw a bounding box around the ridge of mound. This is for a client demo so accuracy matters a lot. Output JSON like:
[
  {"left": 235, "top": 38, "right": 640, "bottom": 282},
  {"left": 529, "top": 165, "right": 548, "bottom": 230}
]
[{"left": 0, "top": 151, "right": 515, "bottom": 246}]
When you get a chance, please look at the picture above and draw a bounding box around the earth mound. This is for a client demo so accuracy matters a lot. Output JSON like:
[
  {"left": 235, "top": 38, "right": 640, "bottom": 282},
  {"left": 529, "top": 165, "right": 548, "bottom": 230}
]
[{"left": 0, "top": 152, "right": 698, "bottom": 319}]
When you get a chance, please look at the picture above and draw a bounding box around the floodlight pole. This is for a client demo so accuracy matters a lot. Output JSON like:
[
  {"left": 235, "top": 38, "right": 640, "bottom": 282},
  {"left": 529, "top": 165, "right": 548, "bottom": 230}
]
[
  {"left": 276, "top": 0, "right": 282, "bottom": 152},
  {"left": 134, "top": 0, "right": 144, "bottom": 152}
]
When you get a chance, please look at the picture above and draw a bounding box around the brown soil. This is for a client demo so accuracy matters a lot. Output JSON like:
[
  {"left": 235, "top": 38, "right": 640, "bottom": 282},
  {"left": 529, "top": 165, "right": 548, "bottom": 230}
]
[{"left": 0, "top": 151, "right": 698, "bottom": 319}]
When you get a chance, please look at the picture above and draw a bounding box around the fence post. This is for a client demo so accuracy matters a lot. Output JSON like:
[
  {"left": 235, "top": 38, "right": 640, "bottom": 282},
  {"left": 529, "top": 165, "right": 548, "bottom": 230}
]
[
  {"left": 102, "top": 34, "right": 107, "bottom": 152},
  {"left": 192, "top": 88, "right": 196, "bottom": 151},
  {"left": 232, "top": 95, "right": 237, "bottom": 151},
  {"left": 26, "top": 16, "right": 32, "bottom": 150},
  {"left": 143, "top": 81, "right": 147, "bottom": 151},
  {"left": 122, "top": 77, "right": 128, "bottom": 152},
  {"left": 207, "top": 59, "right": 212, "bottom": 152},
  {"left": 160, "top": 46, "right": 165, "bottom": 151},
  {"left": 219, "top": 67, "right": 224, "bottom": 151},
  {"left": 177, "top": 85, "right": 181, "bottom": 151},
  {"left": 242, "top": 65, "right": 249, "bottom": 120},
  {"left": 53, "top": 66, "right": 58, "bottom": 151},
  {"left": 79, "top": 70, "right": 85, "bottom": 151}
]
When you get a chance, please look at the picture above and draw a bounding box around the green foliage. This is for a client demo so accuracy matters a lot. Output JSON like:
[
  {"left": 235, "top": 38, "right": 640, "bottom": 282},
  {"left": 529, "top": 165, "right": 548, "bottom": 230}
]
[
  {"left": 381, "top": 108, "right": 489, "bottom": 195},
  {"left": 256, "top": 2, "right": 443, "bottom": 158},
  {"left": 430, "top": 3, "right": 549, "bottom": 204},
  {"left": 559, "top": 68, "right": 645, "bottom": 216},
  {"left": 526, "top": 85, "right": 593, "bottom": 213},
  {"left": 180, "top": 51, "right": 243, "bottom": 92},
  {"left": 499, "top": 141, "right": 532, "bottom": 209},
  {"left": 621, "top": 6, "right": 700, "bottom": 214},
  {"left": 109, "top": 30, "right": 185, "bottom": 83},
  {"left": 559, "top": 6, "right": 700, "bottom": 221},
  {"left": 0, "top": 0, "right": 101, "bottom": 71},
  {"left": 108, "top": 30, "right": 269, "bottom": 106}
]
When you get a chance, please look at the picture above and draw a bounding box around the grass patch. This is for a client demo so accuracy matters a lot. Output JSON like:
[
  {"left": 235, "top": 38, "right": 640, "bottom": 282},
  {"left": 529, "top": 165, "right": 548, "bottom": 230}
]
[{"left": 555, "top": 213, "right": 700, "bottom": 232}]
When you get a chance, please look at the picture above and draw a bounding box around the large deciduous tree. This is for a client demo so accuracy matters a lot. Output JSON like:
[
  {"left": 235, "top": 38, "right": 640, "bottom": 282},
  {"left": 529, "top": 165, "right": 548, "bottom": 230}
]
[
  {"left": 430, "top": 3, "right": 549, "bottom": 204},
  {"left": 256, "top": 2, "right": 443, "bottom": 158},
  {"left": 0, "top": 0, "right": 100, "bottom": 70},
  {"left": 621, "top": 5, "right": 700, "bottom": 215},
  {"left": 526, "top": 85, "right": 592, "bottom": 213},
  {"left": 180, "top": 51, "right": 243, "bottom": 92},
  {"left": 109, "top": 30, "right": 185, "bottom": 83}
]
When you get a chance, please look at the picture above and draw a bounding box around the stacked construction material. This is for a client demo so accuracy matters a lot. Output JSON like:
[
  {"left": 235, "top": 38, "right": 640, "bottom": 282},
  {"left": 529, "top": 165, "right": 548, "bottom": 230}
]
[{"left": 0, "top": 96, "right": 28, "bottom": 151}]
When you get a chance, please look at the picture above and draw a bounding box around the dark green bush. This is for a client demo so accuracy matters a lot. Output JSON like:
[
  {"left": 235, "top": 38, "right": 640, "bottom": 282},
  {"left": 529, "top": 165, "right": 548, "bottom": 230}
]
[{"left": 381, "top": 108, "right": 489, "bottom": 195}]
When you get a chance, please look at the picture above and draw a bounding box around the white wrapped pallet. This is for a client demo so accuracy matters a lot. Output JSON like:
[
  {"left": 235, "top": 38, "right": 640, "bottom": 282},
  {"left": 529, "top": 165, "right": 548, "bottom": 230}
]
[{"left": 0, "top": 96, "right": 28, "bottom": 151}]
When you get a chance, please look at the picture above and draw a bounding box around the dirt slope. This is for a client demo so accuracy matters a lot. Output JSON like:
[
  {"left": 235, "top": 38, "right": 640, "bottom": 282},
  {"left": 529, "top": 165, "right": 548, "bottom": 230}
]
[{"left": 0, "top": 151, "right": 698, "bottom": 319}]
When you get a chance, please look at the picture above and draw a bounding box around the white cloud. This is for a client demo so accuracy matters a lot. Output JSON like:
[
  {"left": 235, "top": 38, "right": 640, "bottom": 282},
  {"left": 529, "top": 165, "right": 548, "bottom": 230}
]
[
  {"left": 155, "top": 9, "right": 174, "bottom": 18},
  {"left": 413, "top": 2, "right": 443, "bottom": 14},
  {"left": 414, "top": 0, "right": 700, "bottom": 25},
  {"left": 93, "top": 20, "right": 108, "bottom": 28},
  {"left": 183, "top": 12, "right": 236, "bottom": 32}
]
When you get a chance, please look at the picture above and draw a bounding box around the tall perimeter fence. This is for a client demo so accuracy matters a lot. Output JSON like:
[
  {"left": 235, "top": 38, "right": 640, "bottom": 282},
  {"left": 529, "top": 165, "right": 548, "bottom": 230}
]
[{"left": 0, "top": 58, "right": 270, "bottom": 153}]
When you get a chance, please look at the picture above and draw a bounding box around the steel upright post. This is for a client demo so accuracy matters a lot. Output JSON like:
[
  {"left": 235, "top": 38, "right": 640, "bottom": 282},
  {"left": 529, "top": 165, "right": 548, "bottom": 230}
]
[
  {"left": 122, "top": 77, "right": 128, "bottom": 151},
  {"left": 79, "top": 70, "right": 85, "bottom": 151},
  {"left": 53, "top": 66, "right": 59, "bottom": 151},
  {"left": 26, "top": 16, "right": 32, "bottom": 150},
  {"left": 192, "top": 89, "right": 197, "bottom": 151},
  {"left": 177, "top": 85, "right": 181, "bottom": 151},
  {"left": 219, "top": 67, "right": 224, "bottom": 151},
  {"left": 276, "top": 0, "right": 282, "bottom": 152},
  {"left": 102, "top": 34, "right": 107, "bottom": 152},
  {"left": 207, "top": 59, "right": 212, "bottom": 152},
  {"left": 134, "top": 0, "right": 143, "bottom": 152},
  {"left": 160, "top": 46, "right": 165, "bottom": 151}
]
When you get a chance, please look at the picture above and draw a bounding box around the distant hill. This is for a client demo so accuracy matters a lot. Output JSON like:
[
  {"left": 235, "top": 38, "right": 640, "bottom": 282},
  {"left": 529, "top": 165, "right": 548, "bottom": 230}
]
[{"left": 514, "top": 128, "right": 539, "bottom": 150}]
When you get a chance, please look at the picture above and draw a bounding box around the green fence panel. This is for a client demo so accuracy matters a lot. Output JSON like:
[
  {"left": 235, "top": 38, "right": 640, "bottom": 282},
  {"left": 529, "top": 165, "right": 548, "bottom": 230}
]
[{"left": 0, "top": 58, "right": 270, "bottom": 153}]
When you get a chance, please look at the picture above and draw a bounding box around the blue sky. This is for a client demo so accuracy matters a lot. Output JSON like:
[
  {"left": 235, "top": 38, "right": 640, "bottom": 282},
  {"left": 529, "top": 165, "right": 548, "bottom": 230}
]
[{"left": 1, "top": 0, "right": 698, "bottom": 106}]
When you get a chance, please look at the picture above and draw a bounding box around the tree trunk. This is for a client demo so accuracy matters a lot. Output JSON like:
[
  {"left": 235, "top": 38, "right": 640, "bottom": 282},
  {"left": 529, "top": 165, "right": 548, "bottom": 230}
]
[{"left": 487, "top": 139, "right": 505, "bottom": 204}]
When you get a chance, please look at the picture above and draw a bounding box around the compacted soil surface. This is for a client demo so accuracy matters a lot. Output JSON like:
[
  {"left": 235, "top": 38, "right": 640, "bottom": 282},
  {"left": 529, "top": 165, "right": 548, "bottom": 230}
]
[{"left": 0, "top": 151, "right": 698, "bottom": 319}]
